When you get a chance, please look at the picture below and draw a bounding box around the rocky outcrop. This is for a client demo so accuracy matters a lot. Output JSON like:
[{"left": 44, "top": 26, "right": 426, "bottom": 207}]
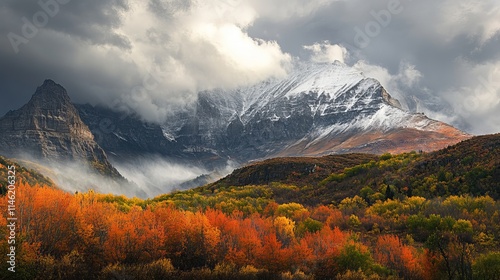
[{"left": 0, "top": 80, "right": 121, "bottom": 178}]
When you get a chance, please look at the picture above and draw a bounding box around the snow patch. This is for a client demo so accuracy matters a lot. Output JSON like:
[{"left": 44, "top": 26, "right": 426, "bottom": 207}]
[
  {"left": 270, "top": 114, "right": 280, "bottom": 122},
  {"left": 113, "top": 132, "right": 128, "bottom": 142},
  {"left": 160, "top": 126, "right": 177, "bottom": 142}
]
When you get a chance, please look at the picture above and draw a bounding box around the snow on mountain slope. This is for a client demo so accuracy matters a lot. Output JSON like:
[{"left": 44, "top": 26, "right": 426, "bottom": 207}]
[
  {"left": 285, "top": 61, "right": 366, "bottom": 99},
  {"left": 158, "top": 61, "right": 470, "bottom": 161}
]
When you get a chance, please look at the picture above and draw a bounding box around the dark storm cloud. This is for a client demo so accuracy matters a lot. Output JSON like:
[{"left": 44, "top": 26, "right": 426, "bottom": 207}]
[
  {"left": 249, "top": 0, "right": 500, "bottom": 134},
  {"left": 1, "top": 0, "right": 294, "bottom": 123},
  {"left": 0, "top": 0, "right": 137, "bottom": 116},
  {"left": 2, "top": 0, "right": 131, "bottom": 49},
  {"left": 251, "top": 0, "right": 500, "bottom": 84},
  {"left": 0, "top": 0, "right": 499, "bottom": 134}
]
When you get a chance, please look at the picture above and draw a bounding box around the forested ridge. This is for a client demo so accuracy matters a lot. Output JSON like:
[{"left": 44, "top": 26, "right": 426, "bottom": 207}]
[
  {"left": 205, "top": 133, "right": 500, "bottom": 204},
  {"left": 1, "top": 134, "right": 500, "bottom": 279}
]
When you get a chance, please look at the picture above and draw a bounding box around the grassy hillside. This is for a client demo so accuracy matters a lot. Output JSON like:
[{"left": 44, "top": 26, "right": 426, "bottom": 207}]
[
  {"left": 187, "top": 134, "right": 500, "bottom": 206},
  {"left": 0, "top": 155, "right": 55, "bottom": 194},
  {"left": 214, "top": 153, "right": 379, "bottom": 187}
]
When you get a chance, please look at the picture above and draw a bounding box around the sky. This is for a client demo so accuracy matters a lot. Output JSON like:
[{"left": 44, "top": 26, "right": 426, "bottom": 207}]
[{"left": 0, "top": 0, "right": 499, "bottom": 135}]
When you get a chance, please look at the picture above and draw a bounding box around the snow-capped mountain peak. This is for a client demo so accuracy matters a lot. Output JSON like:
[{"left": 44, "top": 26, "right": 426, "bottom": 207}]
[
  {"left": 285, "top": 62, "right": 366, "bottom": 99},
  {"left": 157, "top": 62, "right": 469, "bottom": 160}
]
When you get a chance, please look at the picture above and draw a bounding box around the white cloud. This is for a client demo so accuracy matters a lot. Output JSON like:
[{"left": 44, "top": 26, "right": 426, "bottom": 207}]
[
  {"left": 399, "top": 63, "right": 423, "bottom": 87},
  {"left": 441, "top": 59, "right": 500, "bottom": 134},
  {"left": 304, "top": 41, "right": 348, "bottom": 64},
  {"left": 438, "top": 0, "right": 500, "bottom": 44},
  {"left": 105, "top": 1, "right": 292, "bottom": 122}
]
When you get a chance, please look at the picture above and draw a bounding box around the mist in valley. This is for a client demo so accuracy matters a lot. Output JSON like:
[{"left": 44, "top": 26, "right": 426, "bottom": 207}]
[
  {"left": 111, "top": 156, "right": 216, "bottom": 198},
  {"left": 13, "top": 152, "right": 236, "bottom": 199}
]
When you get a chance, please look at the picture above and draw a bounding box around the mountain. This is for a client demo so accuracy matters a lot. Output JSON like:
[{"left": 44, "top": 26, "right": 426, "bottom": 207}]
[
  {"left": 0, "top": 79, "right": 121, "bottom": 178},
  {"left": 0, "top": 62, "right": 470, "bottom": 195},
  {"left": 79, "top": 62, "right": 470, "bottom": 170},
  {"left": 183, "top": 62, "right": 470, "bottom": 159}
]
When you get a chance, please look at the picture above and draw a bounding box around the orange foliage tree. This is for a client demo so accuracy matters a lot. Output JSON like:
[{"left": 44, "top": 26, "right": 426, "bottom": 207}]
[{"left": 374, "top": 235, "right": 425, "bottom": 279}]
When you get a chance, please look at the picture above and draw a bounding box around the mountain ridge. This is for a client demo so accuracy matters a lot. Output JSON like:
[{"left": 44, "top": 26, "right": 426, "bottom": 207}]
[
  {"left": 199, "top": 133, "right": 500, "bottom": 206},
  {"left": 0, "top": 79, "right": 122, "bottom": 178}
]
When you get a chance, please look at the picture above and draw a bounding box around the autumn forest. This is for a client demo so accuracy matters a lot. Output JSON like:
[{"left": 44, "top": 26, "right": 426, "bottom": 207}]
[{"left": 1, "top": 134, "right": 500, "bottom": 279}]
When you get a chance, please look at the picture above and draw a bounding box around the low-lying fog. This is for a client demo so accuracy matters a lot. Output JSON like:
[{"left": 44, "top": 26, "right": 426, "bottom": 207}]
[{"left": 15, "top": 154, "right": 236, "bottom": 199}]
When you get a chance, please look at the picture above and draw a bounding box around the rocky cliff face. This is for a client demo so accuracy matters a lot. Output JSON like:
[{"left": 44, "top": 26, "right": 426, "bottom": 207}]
[
  {"left": 0, "top": 80, "right": 121, "bottom": 178},
  {"left": 75, "top": 104, "right": 230, "bottom": 170}
]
